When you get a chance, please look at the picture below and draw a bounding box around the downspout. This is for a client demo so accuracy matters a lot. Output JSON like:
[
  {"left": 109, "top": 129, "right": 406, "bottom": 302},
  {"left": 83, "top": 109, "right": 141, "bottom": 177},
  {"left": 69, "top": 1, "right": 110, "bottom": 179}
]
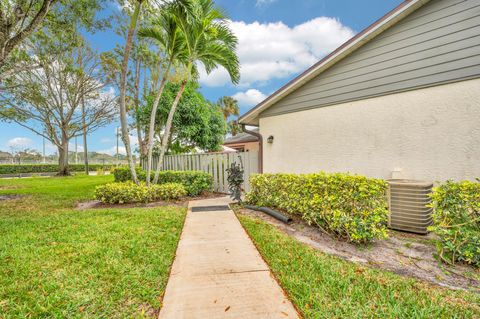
[{"left": 241, "top": 124, "right": 263, "bottom": 173}]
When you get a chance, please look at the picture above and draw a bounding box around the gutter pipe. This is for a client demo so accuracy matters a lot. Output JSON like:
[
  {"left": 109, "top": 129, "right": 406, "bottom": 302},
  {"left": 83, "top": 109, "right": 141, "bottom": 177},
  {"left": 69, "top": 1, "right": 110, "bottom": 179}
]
[
  {"left": 245, "top": 205, "right": 292, "bottom": 223},
  {"left": 241, "top": 124, "right": 263, "bottom": 173}
]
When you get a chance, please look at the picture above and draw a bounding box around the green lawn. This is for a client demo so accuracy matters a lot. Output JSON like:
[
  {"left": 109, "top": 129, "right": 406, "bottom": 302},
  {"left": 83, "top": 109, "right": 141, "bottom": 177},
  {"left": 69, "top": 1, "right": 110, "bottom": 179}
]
[
  {"left": 0, "top": 175, "right": 186, "bottom": 318},
  {"left": 239, "top": 216, "right": 480, "bottom": 319}
]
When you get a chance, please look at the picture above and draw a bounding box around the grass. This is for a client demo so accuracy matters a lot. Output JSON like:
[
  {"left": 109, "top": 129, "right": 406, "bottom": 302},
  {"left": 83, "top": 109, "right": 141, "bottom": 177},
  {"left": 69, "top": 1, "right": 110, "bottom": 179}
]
[
  {"left": 0, "top": 175, "right": 186, "bottom": 318},
  {"left": 239, "top": 215, "right": 480, "bottom": 319}
]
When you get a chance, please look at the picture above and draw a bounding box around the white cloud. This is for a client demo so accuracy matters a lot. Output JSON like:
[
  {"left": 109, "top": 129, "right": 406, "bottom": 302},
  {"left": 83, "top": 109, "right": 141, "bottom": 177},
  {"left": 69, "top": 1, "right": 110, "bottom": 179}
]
[
  {"left": 232, "top": 89, "right": 267, "bottom": 107},
  {"left": 256, "top": 0, "right": 277, "bottom": 7},
  {"left": 6, "top": 137, "right": 32, "bottom": 149},
  {"left": 199, "top": 17, "right": 355, "bottom": 87}
]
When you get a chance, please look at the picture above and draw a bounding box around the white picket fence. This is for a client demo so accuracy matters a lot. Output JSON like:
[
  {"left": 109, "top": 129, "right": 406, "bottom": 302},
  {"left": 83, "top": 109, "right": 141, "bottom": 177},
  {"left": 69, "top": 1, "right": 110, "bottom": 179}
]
[{"left": 144, "top": 151, "right": 259, "bottom": 193}]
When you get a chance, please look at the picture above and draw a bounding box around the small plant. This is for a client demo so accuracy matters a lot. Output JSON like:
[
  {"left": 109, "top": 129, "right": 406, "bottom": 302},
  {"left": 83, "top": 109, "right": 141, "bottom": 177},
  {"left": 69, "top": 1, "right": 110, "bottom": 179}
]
[
  {"left": 95, "top": 182, "right": 187, "bottom": 204},
  {"left": 226, "top": 157, "right": 244, "bottom": 202},
  {"left": 429, "top": 180, "right": 480, "bottom": 267}
]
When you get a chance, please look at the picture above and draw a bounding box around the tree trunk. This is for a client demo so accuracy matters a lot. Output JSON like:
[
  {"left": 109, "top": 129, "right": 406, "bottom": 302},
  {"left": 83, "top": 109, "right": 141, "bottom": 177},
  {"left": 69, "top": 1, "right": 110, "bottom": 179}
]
[
  {"left": 57, "top": 131, "right": 69, "bottom": 176},
  {"left": 134, "top": 60, "right": 147, "bottom": 160},
  {"left": 153, "top": 80, "right": 187, "bottom": 184},
  {"left": 146, "top": 60, "right": 172, "bottom": 185},
  {"left": 118, "top": 0, "right": 143, "bottom": 185},
  {"left": 81, "top": 92, "right": 89, "bottom": 174}
]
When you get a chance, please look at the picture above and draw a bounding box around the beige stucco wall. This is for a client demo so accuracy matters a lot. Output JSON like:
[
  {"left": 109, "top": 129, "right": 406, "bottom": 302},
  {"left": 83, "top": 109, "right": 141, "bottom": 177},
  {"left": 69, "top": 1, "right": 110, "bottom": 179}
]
[{"left": 259, "top": 78, "right": 480, "bottom": 182}]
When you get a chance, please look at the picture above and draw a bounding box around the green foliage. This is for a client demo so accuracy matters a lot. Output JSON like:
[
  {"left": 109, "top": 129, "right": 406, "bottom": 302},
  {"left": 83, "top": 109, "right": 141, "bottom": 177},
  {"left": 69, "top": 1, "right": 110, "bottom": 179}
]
[
  {"left": 246, "top": 172, "right": 389, "bottom": 243},
  {"left": 137, "top": 82, "right": 226, "bottom": 154},
  {"left": 95, "top": 182, "right": 187, "bottom": 204},
  {"left": 112, "top": 166, "right": 212, "bottom": 196},
  {"left": 429, "top": 180, "right": 480, "bottom": 267},
  {"left": 0, "top": 164, "right": 106, "bottom": 175},
  {"left": 226, "top": 160, "right": 244, "bottom": 202},
  {"left": 112, "top": 166, "right": 144, "bottom": 182},
  {"left": 154, "top": 182, "right": 188, "bottom": 200}
]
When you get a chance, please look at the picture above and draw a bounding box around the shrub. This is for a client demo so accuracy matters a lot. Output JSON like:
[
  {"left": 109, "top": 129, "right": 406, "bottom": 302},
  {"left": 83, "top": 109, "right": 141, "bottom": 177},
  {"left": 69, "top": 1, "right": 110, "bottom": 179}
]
[
  {"left": 154, "top": 182, "right": 187, "bottom": 200},
  {"left": 112, "top": 166, "right": 144, "bottom": 182},
  {"left": 112, "top": 167, "right": 212, "bottom": 196},
  {"left": 429, "top": 180, "right": 480, "bottom": 267},
  {"left": 94, "top": 182, "right": 187, "bottom": 204},
  {"left": 246, "top": 172, "right": 389, "bottom": 243},
  {"left": 0, "top": 164, "right": 106, "bottom": 175}
]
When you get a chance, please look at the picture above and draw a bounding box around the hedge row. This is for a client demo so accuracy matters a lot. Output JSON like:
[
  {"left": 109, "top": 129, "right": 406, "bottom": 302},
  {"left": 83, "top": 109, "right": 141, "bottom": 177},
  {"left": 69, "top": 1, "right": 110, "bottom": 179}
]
[
  {"left": 112, "top": 167, "right": 212, "bottom": 196},
  {"left": 246, "top": 172, "right": 389, "bottom": 244},
  {"left": 0, "top": 164, "right": 108, "bottom": 175},
  {"left": 95, "top": 182, "right": 187, "bottom": 204},
  {"left": 429, "top": 180, "right": 480, "bottom": 267}
]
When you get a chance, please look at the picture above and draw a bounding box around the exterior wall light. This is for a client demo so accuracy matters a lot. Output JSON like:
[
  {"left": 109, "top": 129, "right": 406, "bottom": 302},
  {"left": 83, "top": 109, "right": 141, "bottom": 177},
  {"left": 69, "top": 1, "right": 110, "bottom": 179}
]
[{"left": 267, "top": 135, "right": 274, "bottom": 144}]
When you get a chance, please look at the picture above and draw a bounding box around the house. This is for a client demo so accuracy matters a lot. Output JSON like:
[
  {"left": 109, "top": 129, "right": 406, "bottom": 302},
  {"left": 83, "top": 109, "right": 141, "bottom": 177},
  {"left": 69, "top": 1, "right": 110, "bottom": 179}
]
[
  {"left": 239, "top": 0, "right": 480, "bottom": 182},
  {"left": 223, "top": 129, "right": 260, "bottom": 152}
]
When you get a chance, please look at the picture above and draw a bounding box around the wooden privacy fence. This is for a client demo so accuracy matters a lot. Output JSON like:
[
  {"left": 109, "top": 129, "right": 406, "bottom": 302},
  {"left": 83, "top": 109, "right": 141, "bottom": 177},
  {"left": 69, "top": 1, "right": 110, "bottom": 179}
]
[{"left": 143, "top": 151, "right": 259, "bottom": 193}]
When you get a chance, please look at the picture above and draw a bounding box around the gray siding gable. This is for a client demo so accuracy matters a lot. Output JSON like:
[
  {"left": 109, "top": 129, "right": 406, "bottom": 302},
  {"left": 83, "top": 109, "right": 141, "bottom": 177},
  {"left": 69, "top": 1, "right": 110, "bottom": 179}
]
[{"left": 260, "top": 0, "right": 480, "bottom": 118}]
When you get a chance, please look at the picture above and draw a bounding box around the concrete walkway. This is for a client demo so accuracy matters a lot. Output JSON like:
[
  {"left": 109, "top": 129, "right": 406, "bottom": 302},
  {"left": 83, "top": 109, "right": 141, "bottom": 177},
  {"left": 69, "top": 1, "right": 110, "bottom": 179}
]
[{"left": 159, "top": 197, "right": 299, "bottom": 319}]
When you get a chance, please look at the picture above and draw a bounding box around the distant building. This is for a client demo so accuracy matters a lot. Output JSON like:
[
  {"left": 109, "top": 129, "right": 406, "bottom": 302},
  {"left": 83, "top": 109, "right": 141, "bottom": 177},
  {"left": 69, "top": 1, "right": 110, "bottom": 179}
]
[{"left": 223, "top": 129, "right": 260, "bottom": 152}]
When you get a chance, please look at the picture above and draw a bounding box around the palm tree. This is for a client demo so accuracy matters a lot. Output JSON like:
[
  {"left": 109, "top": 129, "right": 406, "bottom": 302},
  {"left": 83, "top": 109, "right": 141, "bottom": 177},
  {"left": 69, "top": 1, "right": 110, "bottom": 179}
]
[
  {"left": 152, "top": 0, "right": 240, "bottom": 183},
  {"left": 217, "top": 96, "right": 239, "bottom": 120},
  {"left": 118, "top": 0, "right": 145, "bottom": 184},
  {"left": 138, "top": 2, "right": 190, "bottom": 185}
]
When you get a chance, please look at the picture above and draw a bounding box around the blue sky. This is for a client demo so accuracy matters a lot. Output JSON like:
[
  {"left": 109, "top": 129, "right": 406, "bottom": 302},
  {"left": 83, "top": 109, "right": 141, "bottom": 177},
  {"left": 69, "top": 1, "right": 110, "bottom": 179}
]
[{"left": 0, "top": 0, "right": 403, "bottom": 156}]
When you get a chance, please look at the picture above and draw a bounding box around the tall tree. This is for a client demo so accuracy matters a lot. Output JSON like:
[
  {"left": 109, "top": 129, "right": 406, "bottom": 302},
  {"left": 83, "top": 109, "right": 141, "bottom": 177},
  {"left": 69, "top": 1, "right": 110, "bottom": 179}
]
[
  {"left": 0, "top": 0, "right": 108, "bottom": 83},
  {"left": 0, "top": 43, "right": 116, "bottom": 175},
  {"left": 118, "top": 0, "right": 145, "bottom": 184},
  {"left": 0, "top": 0, "right": 58, "bottom": 67},
  {"left": 138, "top": 0, "right": 191, "bottom": 185},
  {"left": 136, "top": 81, "right": 226, "bottom": 154},
  {"left": 152, "top": 0, "right": 240, "bottom": 183},
  {"left": 217, "top": 96, "right": 239, "bottom": 120}
]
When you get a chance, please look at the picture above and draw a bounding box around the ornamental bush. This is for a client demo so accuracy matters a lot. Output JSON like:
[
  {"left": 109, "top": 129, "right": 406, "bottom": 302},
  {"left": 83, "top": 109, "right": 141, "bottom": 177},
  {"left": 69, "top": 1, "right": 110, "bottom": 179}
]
[
  {"left": 95, "top": 182, "right": 187, "bottom": 204},
  {"left": 246, "top": 172, "right": 389, "bottom": 243},
  {"left": 0, "top": 164, "right": 107, "bottom": 175},
  {"left": 429, "top": 180, "right": 480, "bottom": 267},
  {"left": 112, "top": 167, "right": 212, "bottom": 196}
]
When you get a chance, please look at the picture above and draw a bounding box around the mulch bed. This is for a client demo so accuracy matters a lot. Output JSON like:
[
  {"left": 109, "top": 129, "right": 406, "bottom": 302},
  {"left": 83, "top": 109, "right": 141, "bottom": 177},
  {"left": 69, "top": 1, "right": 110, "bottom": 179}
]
[
  {"left": 235, "top": 207, "right": 480, "bottom": 292},
  {"left": 76, "top": 192, "right": 225, "bottom": 210}
]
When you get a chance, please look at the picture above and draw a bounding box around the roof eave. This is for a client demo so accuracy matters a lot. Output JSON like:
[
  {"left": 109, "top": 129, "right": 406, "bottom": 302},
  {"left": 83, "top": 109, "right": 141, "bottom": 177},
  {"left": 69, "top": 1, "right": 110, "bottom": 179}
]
[{"left": 238, "top": 0, "right": 430, "bottom": 126}]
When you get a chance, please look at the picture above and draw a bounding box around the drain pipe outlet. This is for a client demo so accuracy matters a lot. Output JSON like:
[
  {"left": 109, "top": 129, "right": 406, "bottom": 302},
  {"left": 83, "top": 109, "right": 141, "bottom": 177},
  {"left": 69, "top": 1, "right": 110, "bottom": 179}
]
[
  {"left": 241, "top": 124, "right": 263, "bottom": 173},
  {"left": 245, "top": 205, "right": 292, "bottom": 223}
]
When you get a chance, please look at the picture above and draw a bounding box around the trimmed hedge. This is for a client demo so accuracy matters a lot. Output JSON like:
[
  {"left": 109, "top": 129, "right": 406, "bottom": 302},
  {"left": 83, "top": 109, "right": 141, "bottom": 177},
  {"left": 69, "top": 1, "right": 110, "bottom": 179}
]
[
  {"left": 429, "top": 180, "right": 480, "bottom": 267},
  {"left": 246, "top": 172, "right": 389, "bottom": 243},
  {"left": 0, "top": 164, "right": 107, "bottom": 175},
  {"left": 95, "top": 182, "right": 187, "bottom": 204},
  {"left": 112, "top": 167, "right": 212, "bottom": 196}
]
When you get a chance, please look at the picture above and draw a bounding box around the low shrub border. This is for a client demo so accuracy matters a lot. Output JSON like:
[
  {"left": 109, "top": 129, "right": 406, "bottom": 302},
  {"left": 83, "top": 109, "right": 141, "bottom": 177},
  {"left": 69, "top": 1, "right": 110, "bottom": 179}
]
[
  {"left": 112, "top": 167, "right": 212, "bottom": 196},
  {"left": 429, "top": 180, "right": 480, "bottom": 267},
  {"left": 0, "top": 164, "right": 108, "bottom": 175},
  {"left": 246, "top": 172, "right": 389, "bottom": 244},
  {"left": 95, "top": 182, "right": 187, "bottom": 204}
]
